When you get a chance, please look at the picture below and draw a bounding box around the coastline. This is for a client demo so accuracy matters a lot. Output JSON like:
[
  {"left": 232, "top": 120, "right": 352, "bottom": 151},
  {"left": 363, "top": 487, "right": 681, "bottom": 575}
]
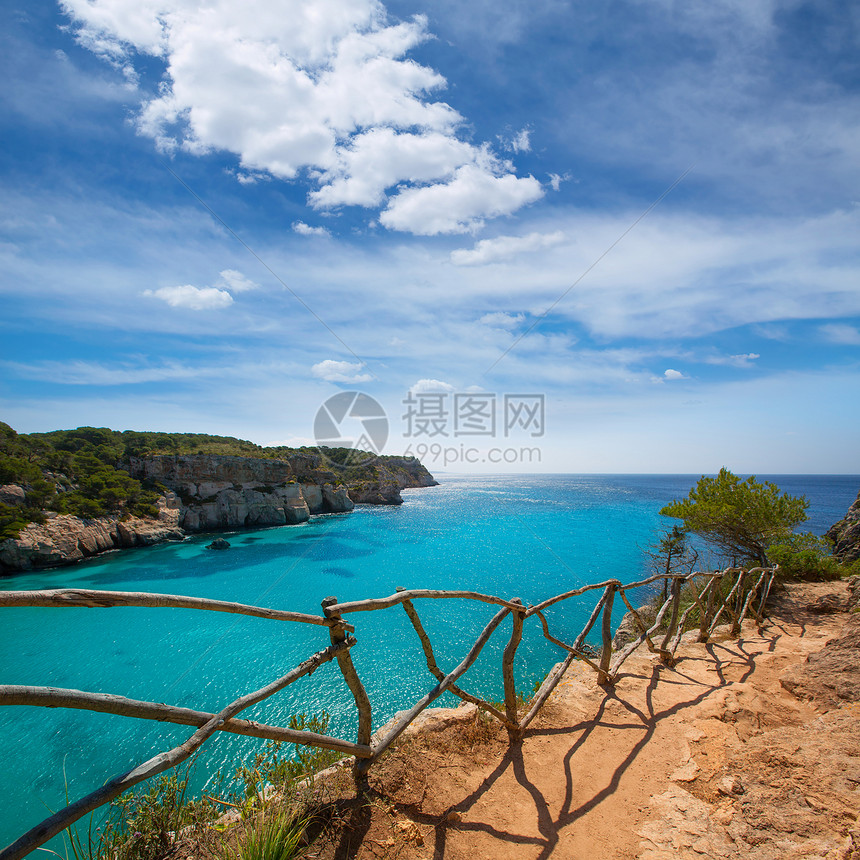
[{"left": 0, "top": 452, "right": 438, "bottom": 574}]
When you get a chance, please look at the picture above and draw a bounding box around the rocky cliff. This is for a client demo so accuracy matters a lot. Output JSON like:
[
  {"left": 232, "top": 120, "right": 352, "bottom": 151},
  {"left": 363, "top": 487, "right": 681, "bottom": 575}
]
[
  {"left": 0, "top": 451, "right": 436, "bottom": 573},
  {"left": 0, "top": 495, "right": 185, "bottom": 570},
  {"left": 827, "top": 487, "right": 860, "bottom": 562},
  {"left": 345, "top": 455, "right": 439, "bottom": 504},
  {"left": 126, "top": 454, "right": 355, "bottom": 530}
]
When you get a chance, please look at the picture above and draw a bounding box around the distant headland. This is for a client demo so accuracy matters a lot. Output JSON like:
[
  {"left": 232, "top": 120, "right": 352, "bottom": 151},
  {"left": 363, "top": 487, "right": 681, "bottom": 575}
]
[{"left": 0, "top": 423, "right": 437, "bottom": 573}]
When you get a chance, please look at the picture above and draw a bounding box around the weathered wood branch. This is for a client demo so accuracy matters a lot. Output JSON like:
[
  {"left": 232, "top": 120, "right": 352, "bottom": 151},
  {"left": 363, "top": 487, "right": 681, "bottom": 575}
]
[
  {"left": 328, "top": 589, "right": 524, "bottom": 615},
  {"left": 756, "top": 569, "right": 776, "bottom": 619},
  {"left": 532, "top": 611, "right": 603, "bottom": 674},
  {"left": 617, "top": 588, "right": 660, "bottom": 654},
  {"left": 369, "top": 606, "right": 511, "bottom": 761},
  {"left": 0, "top": 685, "right": 371, "bottom": 758},
  {"left": 609, "top": 592, "right": 674, "bottom": 676},
  {"left": 321, "top": 597, "right": 372, "bottom": 782},
  {"left": 502, "top": 599, "right": 525, "bottom": 735},
  {"left": 735, "top": 569, "right": 768, "bottom": 632},
  {"left": 573, "top": 589, "right": 607, "bottom": 651},
  {"left": 0, "top": 589, "right": 329, "bottom": 626},
  {"left": 526, "top": 578, "right": 620, "bottom": 616},
  {"left": 398, "top": 594, "right": 515, "bottom": 729},
  {"left": 679, "top": 575, "right": 713, "bottom": 642},
  {"left": 597, "top": 584, "right": 617, "bottom": 685},
  {"left": 518, "top": 652, "right": 577, "bottom": 732},
  {"left": 0, "top": 641, "right": 352, "bottom": 860},
  {"left": 658, "top": 576, "right": 684, "bottom": 662},
  {"left": 669, "top": 598, "right": 704, "bottom": 655},
  {"left": 707, "top": 569, "right": 746, "bottom": 639}
]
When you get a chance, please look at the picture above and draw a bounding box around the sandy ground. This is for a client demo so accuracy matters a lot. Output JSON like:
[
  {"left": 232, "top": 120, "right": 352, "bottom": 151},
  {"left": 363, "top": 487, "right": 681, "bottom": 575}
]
[{"left": 299, "top": 579, "right": 860, "bottom": 860}]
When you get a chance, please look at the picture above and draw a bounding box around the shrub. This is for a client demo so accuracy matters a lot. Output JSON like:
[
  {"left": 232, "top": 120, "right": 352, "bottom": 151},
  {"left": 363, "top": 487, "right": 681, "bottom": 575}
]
[{"left": 768, "top": 532, "right": 860, "bottom": 581}]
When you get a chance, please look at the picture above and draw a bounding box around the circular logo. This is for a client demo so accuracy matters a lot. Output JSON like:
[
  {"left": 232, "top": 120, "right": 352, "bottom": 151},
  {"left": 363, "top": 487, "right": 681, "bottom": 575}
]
[{"left": 313, "top": 391, "right": 388, "bottom": 467}]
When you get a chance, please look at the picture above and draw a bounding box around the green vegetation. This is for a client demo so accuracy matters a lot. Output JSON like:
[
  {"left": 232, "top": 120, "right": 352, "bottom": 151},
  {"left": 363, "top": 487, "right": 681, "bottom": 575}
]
[
  {"left": 767, "top": 532, "right": 860, "bottom": 581},
  {"left": 232, "top": 808, "right": 309, "bottom": 860},
  {"left": 660, "top": 467, "right": 809, "bottom": 566},
  {"left": 54, "top": 717, "right": 339, "bottom": 860},
  {"left": 0, "top": 420, "right": 431, "bottom": 541},
  {"left": 646, "top": 525, "right": 699, "bottom": 602},
  {"left": 659, "top": 468, "right": 858, "bottom": 581},
  {"left": 0, "top": 423, "right": 163, "bottom": 537},
  {"left": 236, "top": 715, "right": 341, "bottom": 799}
]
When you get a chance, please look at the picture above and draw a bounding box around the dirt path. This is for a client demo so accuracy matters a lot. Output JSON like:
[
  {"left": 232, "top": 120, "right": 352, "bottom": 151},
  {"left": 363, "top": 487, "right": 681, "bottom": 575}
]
[{"left": 306, "top": 580, "right": 860, "bottom": 859}]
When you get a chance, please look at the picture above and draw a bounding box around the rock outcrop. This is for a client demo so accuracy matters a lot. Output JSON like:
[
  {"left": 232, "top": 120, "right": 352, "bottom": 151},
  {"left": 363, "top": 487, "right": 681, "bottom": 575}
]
[
  {"left": 612, "top": 604, "right": 658, "bottom": 649},
  {"left": 826, "top": 488, "right": 860, "bottom": 562},
  {"left": 346, "top": 456, "right": 438, "bottom": 505},
  {"left": 126, "top": 454, "right": 355, "bottom": 531},
  {"left": 1, "top": 452, "right": 436, "bottom": 573},
  {"left": 0, "top": 484, "right": 26, "bottom": 506},
  {"left": 0, "top": 494, "right": 185, "bottom": 571}
]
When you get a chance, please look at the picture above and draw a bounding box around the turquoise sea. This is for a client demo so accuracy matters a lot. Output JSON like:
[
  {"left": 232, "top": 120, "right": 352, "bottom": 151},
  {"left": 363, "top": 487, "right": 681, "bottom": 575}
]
[{"left": 1, "top": 473, "right": 857, "bottom": 852}]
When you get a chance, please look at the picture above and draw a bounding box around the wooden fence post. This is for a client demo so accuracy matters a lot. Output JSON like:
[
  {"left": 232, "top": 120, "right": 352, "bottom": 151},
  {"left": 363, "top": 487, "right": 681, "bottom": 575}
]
[
  {"left": 658, "top": 576, "right": 683, "bottom": 665},
  {"left": 502, "top": 598, "right": 525, "bottom": 738},
  {"left": 321, "top": 596, "right": 373, "bottom": 786},
  {"left": 699, "top": 573, "right": 718, "bottom": 642},
  {"left": 597, "top": 583, "right": 616, "bottom": 685},
  {"left": 731, "top": 571, "right": 748, "bottom": 636}
]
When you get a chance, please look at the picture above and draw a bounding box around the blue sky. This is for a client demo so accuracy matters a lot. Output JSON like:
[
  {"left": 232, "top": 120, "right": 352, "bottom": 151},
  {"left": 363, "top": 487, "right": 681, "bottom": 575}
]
[{"left": 1, "top": 0, "right": 859, "bottom": 473}]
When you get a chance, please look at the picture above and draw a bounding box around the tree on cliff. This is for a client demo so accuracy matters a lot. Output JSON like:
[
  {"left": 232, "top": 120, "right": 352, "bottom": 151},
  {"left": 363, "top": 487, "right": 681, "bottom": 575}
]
[
  {"left": 646, "top": 525, "right": 699, "bottom": 601},
  {"left": 660, "top": 468, "right": 808, "bottom": 566}
]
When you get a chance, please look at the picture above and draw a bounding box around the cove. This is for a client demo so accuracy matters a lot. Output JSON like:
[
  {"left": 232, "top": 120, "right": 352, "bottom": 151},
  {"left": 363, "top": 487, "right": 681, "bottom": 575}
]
[{"left": 1, "top": 473, "right": 857, "bottom": 852}]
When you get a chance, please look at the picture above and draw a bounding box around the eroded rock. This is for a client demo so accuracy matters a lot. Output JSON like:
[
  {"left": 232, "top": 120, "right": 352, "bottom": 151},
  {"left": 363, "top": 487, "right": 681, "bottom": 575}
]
[{"left": 826, "top": 488, "right": 860, "bottom": 563}]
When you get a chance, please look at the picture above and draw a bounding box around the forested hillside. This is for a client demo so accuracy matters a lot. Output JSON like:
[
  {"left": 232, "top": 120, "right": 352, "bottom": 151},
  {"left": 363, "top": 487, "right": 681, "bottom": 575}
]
[{"left": 0, "top": 422, "right": 433, "bottom": 539}]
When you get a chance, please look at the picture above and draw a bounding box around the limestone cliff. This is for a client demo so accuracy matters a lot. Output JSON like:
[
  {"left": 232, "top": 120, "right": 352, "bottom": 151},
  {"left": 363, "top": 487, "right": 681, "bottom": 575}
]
[
  {"left": 126, "top": 454, "right": 355, "bottom": 530},
  {"left": 0, "top": 494, "right": 185, "bottom": 570},
  {"left": 345, "top": 455, "right": 439, "bottom": 504},
  {"left": 1, "top": 451, "right": 437, "bottom": 573},
  {"left": 826, "top": 487, "right": 860, "bottom": 562}
]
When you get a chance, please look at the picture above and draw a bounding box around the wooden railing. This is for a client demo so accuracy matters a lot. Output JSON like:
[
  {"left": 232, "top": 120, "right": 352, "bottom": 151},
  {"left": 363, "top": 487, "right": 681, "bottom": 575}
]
[{"left": 0, "top": 565, "right": 775, "bottom": 860}]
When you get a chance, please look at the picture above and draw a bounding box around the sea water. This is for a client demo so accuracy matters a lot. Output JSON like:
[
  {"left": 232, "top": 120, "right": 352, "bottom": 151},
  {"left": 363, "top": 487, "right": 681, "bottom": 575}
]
[{"left": 1, "top": 473, "right": 856, "bottom": 851}]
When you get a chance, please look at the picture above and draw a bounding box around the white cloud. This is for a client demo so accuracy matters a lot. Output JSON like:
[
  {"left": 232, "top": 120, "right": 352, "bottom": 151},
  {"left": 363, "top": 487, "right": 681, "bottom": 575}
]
[
  {"left": 143, "top": 284, "right": 233, "bottom": 310},
  {"left": 309, "top": 128, "right": 474, "bottom": 209},
  {"left": 752, "top": 323, "right": 792, "bottom": 341},
  {"left": 218, "top": 269, "right": 257, "bottom": 292},
  {"left": 380, "top": 163, "right": 543, "bottom": 235},
  {"left": 820, "top": 323, "right": 860, "bottom": 345},
  {"left": 705, "top": 352, "right": 761, "bottom": 368},
  {"left": 663, "top": 369, "right": 687, "bottom": 380},
  {"left": 292, "top": 221, "right": 331, "bottom": 237},
  {"left": 311, "top": 359, "right": 373, "bottom": 383},
  {"left": 451, "top": 230, "right": 565, "bottom": 265},
  {"left": 62, "top": 0, "right": 539, "bottom": 235},
  {"left": 479, "top": 311, "right": 525, "bottom": 329},
  {"left": 501, "top": 127, "right": 530, "bottom": 153},
  {"left": 548, "top": 173, "right": 568, "bottom": 192},
  {"left": 410, "top": 378, "right": 455, "bottom": 393},
  {"left": 0, "top": 359, "right": 223, "bottom": 385}
]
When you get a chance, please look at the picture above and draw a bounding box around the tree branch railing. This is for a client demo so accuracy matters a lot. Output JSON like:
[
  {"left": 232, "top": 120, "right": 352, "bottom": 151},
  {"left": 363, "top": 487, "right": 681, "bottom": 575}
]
[{"left": 0, "top": 566, "right": 776, "bottom": 860}]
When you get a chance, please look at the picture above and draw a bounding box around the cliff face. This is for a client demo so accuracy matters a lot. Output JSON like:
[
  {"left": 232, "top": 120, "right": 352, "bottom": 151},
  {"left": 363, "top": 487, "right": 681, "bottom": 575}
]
[
  {"left": 126, "top": 454, "right": 355, "bottom": 530},
  {"left": 346, "top": 455, "right": 438, "bottom": 504},
  {"left": 0, "top": 495, "right": 185, "bottom": 570},
  {"left": 827, "top": 488, "right": 860, "bottom": 562},
  {"left": 0, "top": 452, "right": 436, "bottom": 572}
]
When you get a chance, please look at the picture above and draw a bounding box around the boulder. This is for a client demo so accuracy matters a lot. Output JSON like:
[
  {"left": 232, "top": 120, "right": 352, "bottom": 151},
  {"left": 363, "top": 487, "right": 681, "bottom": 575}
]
[
  {"left": 613, "top": 604, "right": 658, "bottom": 649},
  {"left": 323, "top": 483, "right": 355, "bottom": 513},
  {"left": 780, "top": 614, "right": 860, "bottom": 707},
  {"left": 0, "top": 484, "right": 26, "bottom": 506},
  {"left": 207, "top": 538, "right": 231, "bottom": 550},
  {"left": 826, "top": 488, "right": 860, "bottom": 563}
]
